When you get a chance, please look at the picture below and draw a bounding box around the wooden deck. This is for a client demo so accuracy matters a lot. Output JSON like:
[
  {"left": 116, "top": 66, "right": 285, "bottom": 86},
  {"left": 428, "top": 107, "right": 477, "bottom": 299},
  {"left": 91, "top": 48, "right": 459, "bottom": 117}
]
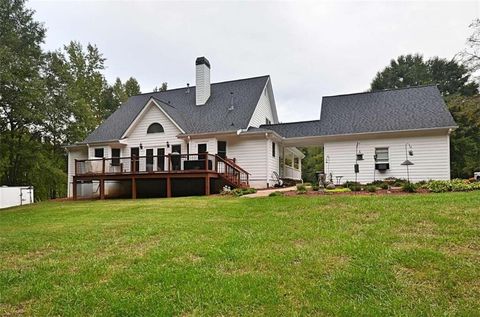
[{"left": 73, "top": 153, "right": 249, "bottom": 199}]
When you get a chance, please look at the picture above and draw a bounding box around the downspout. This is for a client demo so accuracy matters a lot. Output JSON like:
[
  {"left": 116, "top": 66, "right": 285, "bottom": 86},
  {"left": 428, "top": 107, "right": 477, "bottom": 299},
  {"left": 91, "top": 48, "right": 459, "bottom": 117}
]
[{"left": 265, "top": 133, "right": 270, "bottom": 188}]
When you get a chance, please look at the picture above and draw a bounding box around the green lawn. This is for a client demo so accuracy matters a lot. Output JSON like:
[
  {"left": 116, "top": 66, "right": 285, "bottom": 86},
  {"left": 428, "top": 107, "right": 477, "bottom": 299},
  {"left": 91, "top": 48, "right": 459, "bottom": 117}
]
[{"left": 1, "top": 193, "right": 479, "bottom": 316}]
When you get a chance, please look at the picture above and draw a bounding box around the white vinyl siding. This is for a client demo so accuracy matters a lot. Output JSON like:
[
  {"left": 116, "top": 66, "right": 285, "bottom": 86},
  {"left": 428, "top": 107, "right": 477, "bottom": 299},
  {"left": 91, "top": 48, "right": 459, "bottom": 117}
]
[
  {"left": 248, "top": 86, "right": 276, "bottom": 127},
  {"left": 267, "top": 139, "right": 280, "bottom": 186},
  {"left": 227, "top": 136, "right": 270, "bottom": 188},
  {"left": 125, "top": 103, "right": 186, "bottom": 155},
  {"left": 189, "top": 138, "right": 218, "bottom": 155},
  {"left": 324, "top": 133, "right": 451, "bottom": 183},
  {"left": 67, "top": 147, "right": 88, "bottom": 197}
]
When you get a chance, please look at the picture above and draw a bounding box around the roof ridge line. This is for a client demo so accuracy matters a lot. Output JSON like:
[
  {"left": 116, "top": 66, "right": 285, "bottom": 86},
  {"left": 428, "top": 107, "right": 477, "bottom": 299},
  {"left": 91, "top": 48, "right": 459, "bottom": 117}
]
[
  {"left": 151, "top": 96, "right": 176, "bottom": 108},
  {"left": 130, "top": 75, "right": 271, "bottom": 97},
  {"left": 323, "top": 84, "right": 438, "bottom": 99}
]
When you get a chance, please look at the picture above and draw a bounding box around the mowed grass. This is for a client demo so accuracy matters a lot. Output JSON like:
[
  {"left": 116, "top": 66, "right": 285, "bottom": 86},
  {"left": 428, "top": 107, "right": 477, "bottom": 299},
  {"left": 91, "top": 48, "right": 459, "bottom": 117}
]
[{"left": 0, "top": 193, "right": 479, "bottom": 316}]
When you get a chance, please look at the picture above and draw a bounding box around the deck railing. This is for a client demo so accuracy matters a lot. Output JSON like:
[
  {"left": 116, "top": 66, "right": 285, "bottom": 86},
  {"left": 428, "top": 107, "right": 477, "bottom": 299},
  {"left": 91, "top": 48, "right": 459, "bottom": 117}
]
[{"left": 75, "top": 153, "right": 249, "bottom": 187}]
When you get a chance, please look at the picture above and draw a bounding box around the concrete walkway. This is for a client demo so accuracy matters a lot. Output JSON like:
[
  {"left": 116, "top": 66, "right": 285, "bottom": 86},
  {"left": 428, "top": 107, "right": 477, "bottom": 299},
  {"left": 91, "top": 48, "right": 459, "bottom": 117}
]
[{"left": 242, "top": 186, "right": 296, "bottom": 198}]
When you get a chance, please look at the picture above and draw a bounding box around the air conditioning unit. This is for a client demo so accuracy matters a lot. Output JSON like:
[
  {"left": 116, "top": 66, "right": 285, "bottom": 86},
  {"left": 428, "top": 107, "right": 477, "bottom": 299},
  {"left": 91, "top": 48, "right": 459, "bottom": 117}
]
[{"left": 375, "top": 163, "right": 390, "bottom": 171}]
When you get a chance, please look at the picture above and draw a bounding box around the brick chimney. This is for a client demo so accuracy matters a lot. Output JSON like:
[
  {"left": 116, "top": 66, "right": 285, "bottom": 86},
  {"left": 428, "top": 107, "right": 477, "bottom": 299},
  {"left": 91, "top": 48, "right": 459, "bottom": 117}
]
[{"left": 195, "top": 57, "right": 211, "bottom": 105}]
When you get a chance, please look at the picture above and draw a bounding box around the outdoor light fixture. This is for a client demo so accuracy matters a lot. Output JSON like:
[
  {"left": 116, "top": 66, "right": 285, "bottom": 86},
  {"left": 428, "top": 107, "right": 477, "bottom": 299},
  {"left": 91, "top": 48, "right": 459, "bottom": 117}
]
[
  {"left": 139, "top": 143, "right": 143, "bottom": 150},
  {"left": 166, "top": 141, "right": 170, "bottom": 148}
]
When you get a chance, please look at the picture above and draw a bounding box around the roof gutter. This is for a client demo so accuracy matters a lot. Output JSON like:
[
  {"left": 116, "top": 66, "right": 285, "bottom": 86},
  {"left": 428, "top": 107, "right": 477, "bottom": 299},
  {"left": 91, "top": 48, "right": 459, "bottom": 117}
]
[
  {"left": 64, "top": 139, "right": 125, "bottom": 148},
  {"left": 280, "top": 126, "right": 458, "bottom": 142},
  {"left": 320, "top": 125, "right": 458, "bottom": 138},
  {"left": 177, "top": 131, "right": 239, "bottom": 139}
]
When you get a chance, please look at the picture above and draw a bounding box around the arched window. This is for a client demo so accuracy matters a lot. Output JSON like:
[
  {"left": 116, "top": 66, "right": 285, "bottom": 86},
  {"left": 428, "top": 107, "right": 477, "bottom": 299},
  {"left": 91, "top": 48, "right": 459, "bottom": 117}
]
[{"left": 147, "top": 123, "right": 164, "bottom": 134}]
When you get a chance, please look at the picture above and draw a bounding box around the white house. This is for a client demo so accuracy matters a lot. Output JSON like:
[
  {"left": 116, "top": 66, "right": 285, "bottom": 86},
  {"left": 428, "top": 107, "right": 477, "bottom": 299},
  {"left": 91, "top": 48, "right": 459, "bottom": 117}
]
[
  {"left": 66, "top": 57, "right": 456, "bottom": 199},
  {"left": 264, "top": 86, "right": 457, "bottom": 184}
]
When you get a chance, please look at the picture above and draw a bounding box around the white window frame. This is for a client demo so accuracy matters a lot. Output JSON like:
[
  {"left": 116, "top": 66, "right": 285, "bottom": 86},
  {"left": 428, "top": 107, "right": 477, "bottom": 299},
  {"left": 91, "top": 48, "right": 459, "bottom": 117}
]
[{"left": 375, "top": 147, "right": 389, "bottom": 163}]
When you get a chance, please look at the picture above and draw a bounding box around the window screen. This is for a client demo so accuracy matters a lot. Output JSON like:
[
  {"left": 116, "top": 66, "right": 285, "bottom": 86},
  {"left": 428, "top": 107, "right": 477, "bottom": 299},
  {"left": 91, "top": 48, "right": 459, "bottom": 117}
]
[
  {"left": 217, "top": 141, "right": 227, "bottom": 158},
  {"left": 375, "top": 148, "right": 389, "bottom": 162},
  {"left": 94, "top": 148, "right": 104, "bottom": 158},
  {"left": 198, "top": 144, "right": 207, "bottom": 153},
  {"left": 111, "top": 148, "right": 120, "bottom": 166}
]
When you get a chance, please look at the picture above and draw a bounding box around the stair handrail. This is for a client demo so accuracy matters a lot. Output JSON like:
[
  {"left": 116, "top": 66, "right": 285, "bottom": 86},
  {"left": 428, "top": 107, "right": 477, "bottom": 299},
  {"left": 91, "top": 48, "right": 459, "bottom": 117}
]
[{"left": 216, "top": 155, "right": 250, "bottom": 175}]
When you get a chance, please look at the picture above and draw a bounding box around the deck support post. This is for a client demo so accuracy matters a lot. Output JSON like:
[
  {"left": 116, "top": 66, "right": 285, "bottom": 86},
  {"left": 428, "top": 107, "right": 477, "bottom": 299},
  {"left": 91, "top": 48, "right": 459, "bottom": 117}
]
[
  {"left": 205, "top": 175, "right": 210, "bottom": 195},
  {"left": 99, "top": 178, "right": 105, "bottom": 200},
  {"left": 72, "top": 178, "right": 77, "bottom": 200},
  {"left": 166, "top": 176, "right": 172, "bottom": 198},
  {"left": 132, "top": 177, "right": 137, "bottom": 199}
]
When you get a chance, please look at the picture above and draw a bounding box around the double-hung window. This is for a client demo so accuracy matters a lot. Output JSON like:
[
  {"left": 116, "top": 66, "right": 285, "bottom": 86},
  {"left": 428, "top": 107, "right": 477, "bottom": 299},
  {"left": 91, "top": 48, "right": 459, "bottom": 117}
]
[
  {"left": 375, "top": 147, "right": 389, "bottom": 171},
  {"left": 375, "top": 147, "right": 389, "bottom": 163}
]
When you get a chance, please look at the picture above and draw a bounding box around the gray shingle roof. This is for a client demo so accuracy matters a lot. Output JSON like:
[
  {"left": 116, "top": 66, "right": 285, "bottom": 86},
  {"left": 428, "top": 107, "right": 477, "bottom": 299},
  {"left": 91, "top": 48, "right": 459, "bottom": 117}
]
[
  {"left": 257, "top": 120, "right": 321, "bottom": 138},
  {"left": 260, "top": 85, "right": 456, "bottom": 138},
  {"left": 318, "top": 85, "right": 457, "bottom": 136},
  {"left": 83, "top": 75, "right": 270, "bottom": 143}
]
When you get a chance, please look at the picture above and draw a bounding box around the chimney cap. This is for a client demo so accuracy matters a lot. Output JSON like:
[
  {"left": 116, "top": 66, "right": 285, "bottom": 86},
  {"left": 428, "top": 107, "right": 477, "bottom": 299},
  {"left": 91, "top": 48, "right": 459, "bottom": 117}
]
[{"left": 195, "top": 56, "right": 211, "bottom": 68}]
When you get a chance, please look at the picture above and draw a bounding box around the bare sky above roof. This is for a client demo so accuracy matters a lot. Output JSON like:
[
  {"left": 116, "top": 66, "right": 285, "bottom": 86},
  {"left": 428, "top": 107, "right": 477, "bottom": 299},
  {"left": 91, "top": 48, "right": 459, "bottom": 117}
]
[{"left": 30, "top": 0, "right": 478, "bottom": 122}]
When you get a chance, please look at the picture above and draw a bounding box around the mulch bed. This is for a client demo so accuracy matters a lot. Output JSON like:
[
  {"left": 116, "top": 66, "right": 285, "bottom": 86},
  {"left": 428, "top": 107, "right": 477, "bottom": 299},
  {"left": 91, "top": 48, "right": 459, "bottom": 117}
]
[{"left": 282, "top": 187, "right": 430, "bottom": 196}]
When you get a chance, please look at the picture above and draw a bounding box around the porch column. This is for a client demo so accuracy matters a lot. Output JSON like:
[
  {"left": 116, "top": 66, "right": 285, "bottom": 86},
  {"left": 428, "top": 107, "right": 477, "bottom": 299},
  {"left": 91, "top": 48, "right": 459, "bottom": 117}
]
[
  {"left": 72, "top": 178, "right": 77, "bottom": 200},
  {"left": 131, "top": 177, "right": 137, "bottom": 199},
  {"left": 166, "top": 176, "right": 172, "bottom": 198},
  {"left": 99, "top": 178, "right": 105, "bottom": 200},
  {"left": 205, "top": 175, "right": 210, "bottom": 195}
]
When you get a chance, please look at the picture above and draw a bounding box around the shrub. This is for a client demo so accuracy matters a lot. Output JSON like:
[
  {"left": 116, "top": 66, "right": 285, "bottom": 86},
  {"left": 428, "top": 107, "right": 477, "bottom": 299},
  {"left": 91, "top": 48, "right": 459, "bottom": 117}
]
[
  {"left": 366, "top": 185, "right": 377, "bottom": 193},
  {"left": 379, "top": 183, "right": 389, "bottom": 190},
  {"left": 467, "top": 177, "right": 477, "bottom": 183},
  {"left": 242, "top": 188, "right": 257, "bottom": 195},
  {"left": 450, "top": 179, "right": 471, "bottom": 192},
  {"left": 383, "top": 177, "right": 397, "bottom": 185},
  {"left": 296, "top": 184, "right": 307, "bottom": 191},
  {"left": 343, "top": 181, "right": 358, "bottom": 188},
  {"left": 325, "top": 188, "right": 352, "bottom": 193},
  {"left": 296, "top": 184, "right": 307, "bottom": 194},
  {"left": 402, "top": 182, "right": 417, "bottom": 193},
  {"left": 351, "top": 184, "right": 362, "bottom": 191},
  {"left": 471, "top": 182, "right": 480, "bottom": 190},
  {"left": 426, "top": 180, "right": 452, "bottom": 193},
  {"left": 311, "top": 184, "right": 320, "bottom": 191},
  {"left": 393, "top": 178, "right": 408, "bottom": 187},
  {"left": 425, "top": 179, "right": 480, "bottom": 193},
  {"left": 269, "top": 191, "right": 284, "bottom": 197},
  {"left": 227, "top": 187, "right": 257, "bottom": 196},
  {"left": 343, "top": 181, "right": 361, "bottom": 191}
]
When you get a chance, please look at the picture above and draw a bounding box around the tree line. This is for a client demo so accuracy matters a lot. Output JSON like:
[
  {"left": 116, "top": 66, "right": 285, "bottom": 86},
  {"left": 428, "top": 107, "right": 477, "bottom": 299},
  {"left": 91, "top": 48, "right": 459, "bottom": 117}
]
[
  {"left": 0, "top": 0, "right": 149, "bottom": 199},
  {"left": 302, "top": 20, "right": 480, "bottom": 182},
  {"left": 2, "top": 1, "right": 479, "bottom": 197}
]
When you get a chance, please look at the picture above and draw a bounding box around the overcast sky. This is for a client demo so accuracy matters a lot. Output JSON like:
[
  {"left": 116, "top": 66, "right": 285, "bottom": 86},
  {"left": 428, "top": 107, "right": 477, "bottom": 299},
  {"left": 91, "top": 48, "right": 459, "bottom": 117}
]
[{"left": 30, "top": 0, "right": 478, "bottom": 122}]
